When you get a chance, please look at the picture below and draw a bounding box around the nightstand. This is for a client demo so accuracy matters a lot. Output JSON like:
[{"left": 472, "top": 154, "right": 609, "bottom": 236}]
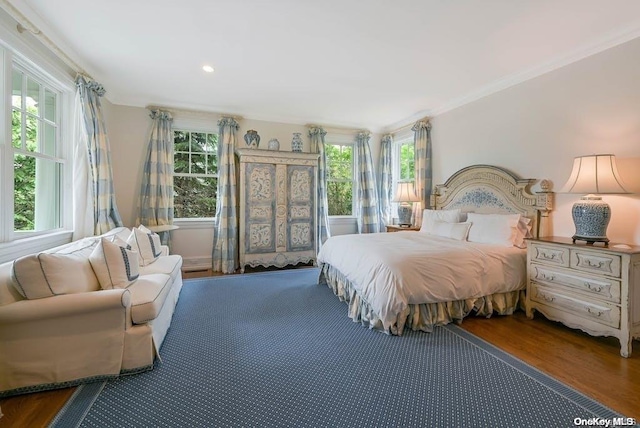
[
  {"left": 526, "top": 236, "right": 640, "bottom": 357},
  {"left": 386, "top": 225, "right": 420, "bottom": 232}
]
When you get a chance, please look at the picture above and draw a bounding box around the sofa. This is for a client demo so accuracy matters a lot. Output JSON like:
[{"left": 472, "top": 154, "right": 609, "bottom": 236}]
[{"left": 0, "top": 226, "right": 183, "bottom": 397}]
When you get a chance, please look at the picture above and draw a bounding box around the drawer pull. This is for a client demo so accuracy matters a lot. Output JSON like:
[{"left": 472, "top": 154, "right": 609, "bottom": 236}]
[
  {"left": 586, "top": 307, "right": 604, "bottom": 317},
  {"left": 538, "top": 273, "right": 555, "bottom": 281},
  {"left": 540, "top": 252, "right": 557, "bottom": 260},
  {"left": 585, "top": 259, "right": 604, "bottom": 269},
  {"left": 584, "top": 282, "right": 603, "bottom": 293},
  {"left": 540, "top": 294, "right": 555, "bottom": 303}
]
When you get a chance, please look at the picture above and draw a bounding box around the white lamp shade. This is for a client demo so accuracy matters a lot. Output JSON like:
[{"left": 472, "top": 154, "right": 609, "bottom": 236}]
[
  {"left": 560, "top": 154, "right": 629, "bottom": 194},
  {"left": 392, "top": 182, "right": 420, "bottom": 202}
]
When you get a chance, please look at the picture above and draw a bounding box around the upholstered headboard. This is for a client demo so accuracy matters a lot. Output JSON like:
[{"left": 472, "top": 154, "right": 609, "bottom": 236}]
[{"left": 432, "top": 165, "right": 553, "bottom": 238}]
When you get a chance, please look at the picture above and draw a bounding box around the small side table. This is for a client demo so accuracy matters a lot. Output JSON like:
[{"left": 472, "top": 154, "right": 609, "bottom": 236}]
[
  {"left": 386, "top": 225, "right": 420, "bottom": 232},
  {"left": 146, "top": 224, "right": 179, "bottom": 247}
]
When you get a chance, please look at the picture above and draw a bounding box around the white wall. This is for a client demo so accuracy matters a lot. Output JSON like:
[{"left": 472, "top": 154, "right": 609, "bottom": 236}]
[{"left": 430, "top": 37, "right": 640, "bottom": 244}]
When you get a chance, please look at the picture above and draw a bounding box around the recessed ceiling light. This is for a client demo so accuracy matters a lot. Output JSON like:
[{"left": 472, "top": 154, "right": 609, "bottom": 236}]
[{"left": 202, "top": 65, "right": 214, "bottom": 73}]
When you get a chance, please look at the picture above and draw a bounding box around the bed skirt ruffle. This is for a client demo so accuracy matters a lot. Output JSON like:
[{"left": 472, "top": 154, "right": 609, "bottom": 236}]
[{"left": 319, "top": 263, "right": 525, "bottom": 335}]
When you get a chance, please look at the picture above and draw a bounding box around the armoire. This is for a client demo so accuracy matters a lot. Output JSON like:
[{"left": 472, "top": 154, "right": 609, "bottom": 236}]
[{"left": 235, "top": 148, "right": 319, "bottom": 273}]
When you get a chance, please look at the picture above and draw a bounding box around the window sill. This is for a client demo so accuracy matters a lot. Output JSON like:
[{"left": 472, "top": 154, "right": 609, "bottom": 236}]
[
  {"left": 0, "top": 230, "right": 73, "bottom": 265},
  {"left": 173, "top": 218, "right": 216, "bottom": 230}
]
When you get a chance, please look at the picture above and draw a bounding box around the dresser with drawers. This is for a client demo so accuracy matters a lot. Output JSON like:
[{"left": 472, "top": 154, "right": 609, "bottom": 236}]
[{"left": 526, "top": 237, "right": 640, "bottom": 357}]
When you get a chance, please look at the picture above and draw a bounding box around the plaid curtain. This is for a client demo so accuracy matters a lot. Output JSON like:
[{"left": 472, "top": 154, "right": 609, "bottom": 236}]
[
  {"left": 212, "top": 117, "right": 240, "bottom": 273},
  {"left": 378, "top": 134, "right": 393, "bottom": 228},
  {"left": 355, "top": 132, "right": 381, "bottom": 233},
  {"left": 309, "top": 126, "right": 331, "bottom": 251},
  {"left": 137, "top": 109, "right": 174, "bottom": 227},
  {"left": 75, "top": 76, "right": 123, "bottom": 235},
  {"left": 412, "top": 120, "right": 432, "bottom": 227}
]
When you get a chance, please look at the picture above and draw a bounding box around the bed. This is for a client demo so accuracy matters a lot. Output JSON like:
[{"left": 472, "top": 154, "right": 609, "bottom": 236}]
[{"left": 318, "top": 164, "right": 553, "bottom": 335}]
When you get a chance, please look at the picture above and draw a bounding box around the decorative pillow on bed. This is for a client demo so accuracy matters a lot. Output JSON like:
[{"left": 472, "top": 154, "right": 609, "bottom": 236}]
[
  {"left": 420, "top": 209, "right": 461, "bottom": 234},
  {"left": 90, "top": 237, "right": 140, "bottom": 289},
  {"left": 127, "top": 227, "right": 162, "bottom": 266},
  {"left": 513, "top": 217, "right": 533, "bottom": 249},
  {"left": 466, "top": 213, "right": 521, "bottom": 247},
  {"left": 430, "top": 221, "right": 472, "bottom": 241}
]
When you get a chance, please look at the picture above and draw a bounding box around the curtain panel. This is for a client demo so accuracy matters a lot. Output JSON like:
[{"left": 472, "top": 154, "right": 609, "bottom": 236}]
[
  {"left": 378, "top": 134, "right": 393, "bottom": 228},
  {"left": 75, "top": 75, "right": 123, "bottom": 235},
  {"left": 355, "top": 132, "right": 381, "bottom": 233},
  {"left": 412, "top": 120, "right": 433, "bottom": 227},
  {"left": 137, "top": 110, "right": 174, "bottom": 227},
  {"left": 212, "top": 117, "right": 240, "bottom": 273},
  {"left": 309, "top": 126, "right": 330, "bottom": 251}
]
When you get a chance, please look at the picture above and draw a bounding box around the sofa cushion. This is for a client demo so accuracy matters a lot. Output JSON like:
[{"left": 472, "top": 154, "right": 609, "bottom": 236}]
[
  {"left": 90, "top": 238, "right": 140, "bottom": 290},
  {"left": 127, "top": 227, "right": 162, "bottom": 267},
  {"left": 128, "top": 273, "right": 173, "bottom": 324},
  {"left": 139, "top": 255, "right": 182, "bottom": 281},
  {"left": 11, "top": 240, "right": 100, "bottom": 299}
]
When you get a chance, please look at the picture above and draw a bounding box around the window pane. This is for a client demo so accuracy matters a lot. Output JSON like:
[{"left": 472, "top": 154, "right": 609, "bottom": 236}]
[
  {"left": 191, "top": 154, "right": 206, "bottom": 174},
  {"left": 173, "top": 176, "right": 217, "bottom": 218},
  {"left": 12, "top": 109, "right": 22, "bottom": 149},
  {"left": 206, "top": 154, "right": 217, "bottom": 175},
  {"left": 327, "top": 181, "right": 352, "bottom": 216},
  {"left": 399, "top": 143, "right": 415, "bottom": 180},
  {"left": 12, "top": 70, "right": 22, "bottom": 109},
  {"left": 206, "top": 133, "right": 218, "bottom": 153},
  {"left": 43, "top": 122, "right": 56, "bottom": 156},
  {"left": 44, "top": 89, "right": 56, "bottom": 122},
  {"left": 26, "top": 77, "right": 39, "bottom": 115},
  {"left": 191, "top": 133, "right": 206, "bottom": 152},
  {"left": 174, "top": 152, "right": 189, "bottom": 173},
  {"left": 174, "top": 130, "right": 189, "bottom": 151},
  {"left": 14, "top": 154, "right": 61, "bottom": 232},
  {"left": 25, "top": 113, "right": 38, "bottom": 152}
]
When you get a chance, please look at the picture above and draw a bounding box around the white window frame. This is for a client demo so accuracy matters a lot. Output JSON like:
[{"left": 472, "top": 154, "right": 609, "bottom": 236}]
[
  {"left": 391, "top": 135, "right": 415, "bottom": 216},
  {"left": 0, "top": 35, "right": 74, "bottom": 264},
  {"left": 325, "top": 135, "right": 357, "bottom": 218},
  {"left": 172, "top": 127, "right": 218, "bottom": 223}
]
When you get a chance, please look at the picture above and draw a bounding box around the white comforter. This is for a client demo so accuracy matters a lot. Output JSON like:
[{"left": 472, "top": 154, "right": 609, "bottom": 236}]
[{"left": 317, "top": 231, "right": 526, "bottom": 331}]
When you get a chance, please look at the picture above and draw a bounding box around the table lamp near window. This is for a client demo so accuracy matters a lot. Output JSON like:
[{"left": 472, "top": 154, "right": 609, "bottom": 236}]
[
  {"left": 560, "top": 154, "right": 629, "bottom": 245},
  {"left": 392, "top": 181, "right": 420, "bottom": 226}
]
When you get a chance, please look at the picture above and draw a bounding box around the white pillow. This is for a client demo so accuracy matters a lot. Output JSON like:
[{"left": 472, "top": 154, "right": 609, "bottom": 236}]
[
  {"left": 11, "top": 247, "right": 100, "bottom": 300},
  {"left": 513, "top": 217, "right": 533, "bottom": 249},
  {"left": 430, "top": 221, "right": 472, "bottom": 241},
  {"left": 420, "top": 209, "right": 461, "bottom": 234},
  {"left": 127, "top": 227, "right": 162, "bottom": 266},
  {"left": 467, "top": 213, "right": 521, "bottom": 247},
  {"left": 90, "top": 238, "right": 140, "bottom": 289}
]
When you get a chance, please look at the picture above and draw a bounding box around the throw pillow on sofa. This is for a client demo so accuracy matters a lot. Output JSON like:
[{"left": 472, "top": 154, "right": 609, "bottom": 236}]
[
  {"left": 90, "top": 237, "right": 140, "bottom": 289},
  {"left": 10, "top": 241, "right": 100, "bottom": 299},
  {"left": 127, "top": 227, "right": 162, "bottom": 266}
]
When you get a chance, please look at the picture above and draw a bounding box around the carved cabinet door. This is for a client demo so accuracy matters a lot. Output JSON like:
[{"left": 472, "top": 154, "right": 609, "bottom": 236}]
[
  {"left": 245, "top": 163, "right": 276, "bottom": 254},
  {"left": 287, "top": 165, "right": 315, "bottom": 252}
]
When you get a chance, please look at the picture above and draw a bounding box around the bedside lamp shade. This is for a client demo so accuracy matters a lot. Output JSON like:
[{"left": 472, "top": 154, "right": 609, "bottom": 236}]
[
  {"left": 560, "top": 154, "right": 629, "bottom": 245},
  {"left": 392, "top": 182, "right": 420, "bottom": 226}
]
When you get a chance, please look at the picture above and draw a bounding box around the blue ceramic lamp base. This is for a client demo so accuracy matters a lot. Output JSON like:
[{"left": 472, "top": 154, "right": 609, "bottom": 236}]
[
  {"left": 571, "top": 195, "right": 610, "bottom": 246},
  {"left": 397, "top": 203, "right": 413, "bottom": 226}
]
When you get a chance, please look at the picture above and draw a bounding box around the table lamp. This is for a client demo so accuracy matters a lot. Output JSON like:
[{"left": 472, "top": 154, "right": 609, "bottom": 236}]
[
  {"left": 392, "top": 182, "right": 420, "bottom": 226},
  {"left": 560, "top": 154, "right": 629, "bottom": 245}
]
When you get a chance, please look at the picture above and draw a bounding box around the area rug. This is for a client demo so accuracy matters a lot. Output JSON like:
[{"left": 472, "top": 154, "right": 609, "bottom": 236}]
[{"left": 51, "top": 268, "right": 623, "bottom": 427}]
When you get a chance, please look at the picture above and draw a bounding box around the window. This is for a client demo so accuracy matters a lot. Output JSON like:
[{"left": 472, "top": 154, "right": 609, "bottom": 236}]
[
  {"left": 391, "top": 137, "right": 415, "bottom": 213},
  {"left": 325, "top": 143, "right": 355, "bottom": 216},
  {"left": 11, "top": 66, "right": 63, "bottom": 234},
  {"left": 173, "top": 130, "right": 218, "bottom": 218}
]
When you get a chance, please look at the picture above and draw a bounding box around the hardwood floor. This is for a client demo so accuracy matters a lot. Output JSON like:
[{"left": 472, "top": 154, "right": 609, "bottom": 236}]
[{"left": 2, "top": 274, "right": 639, "bottom": 426}]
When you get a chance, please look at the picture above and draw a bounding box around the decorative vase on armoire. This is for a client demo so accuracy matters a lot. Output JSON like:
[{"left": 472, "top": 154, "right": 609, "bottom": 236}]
[
  {"left": 291, "top": 133, "right": 303, "bottom": 152},
  {"left": 244, "top": 130, "right": 260, "bottom": 149}
]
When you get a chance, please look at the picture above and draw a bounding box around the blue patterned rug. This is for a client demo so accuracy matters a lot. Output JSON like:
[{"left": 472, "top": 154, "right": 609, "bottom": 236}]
[{"left": 51, "top": 268, "right": 624, "bottom": 427}]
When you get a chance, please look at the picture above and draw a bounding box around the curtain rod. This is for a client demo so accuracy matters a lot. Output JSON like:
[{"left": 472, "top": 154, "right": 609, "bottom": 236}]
[
  {"left": 146, "top": 105, "right": 243, "bottom": 121},
  {"left": 0, "top": 0, "right": 91, "bottom": 78},
  {"left": 385, "top": 116, "right": 430, "bottom": 136}
]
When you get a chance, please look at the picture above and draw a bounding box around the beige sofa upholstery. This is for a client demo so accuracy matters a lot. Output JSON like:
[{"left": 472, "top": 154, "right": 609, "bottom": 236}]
[{"left": 0, "top": 227, "right": 183, "bottom": 397}]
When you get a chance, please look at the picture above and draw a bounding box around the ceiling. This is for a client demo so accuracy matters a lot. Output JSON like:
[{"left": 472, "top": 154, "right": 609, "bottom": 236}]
[{"left": 7, "top": 0, "right": 640, "bottom": 132}]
